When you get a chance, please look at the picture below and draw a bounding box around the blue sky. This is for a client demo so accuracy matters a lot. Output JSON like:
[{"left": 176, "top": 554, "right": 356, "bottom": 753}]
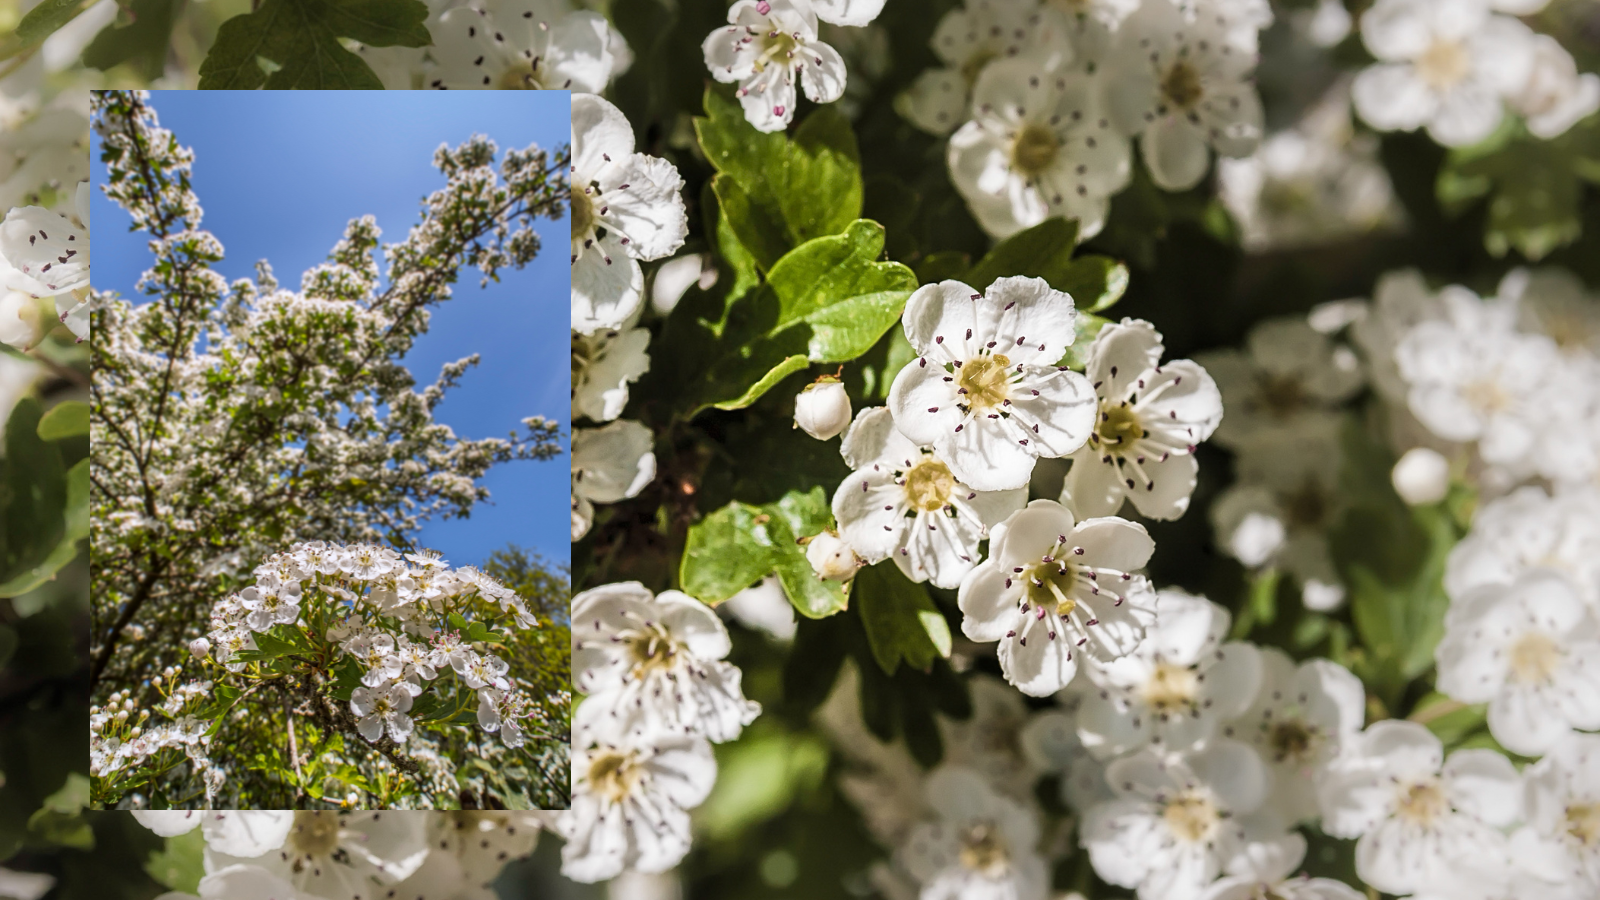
[{"left": 91, "top": 91, "right": 570, "bottom": 568}]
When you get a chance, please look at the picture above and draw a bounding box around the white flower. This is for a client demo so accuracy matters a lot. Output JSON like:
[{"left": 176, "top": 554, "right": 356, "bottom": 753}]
[
  {"left": 350, "top": 682, "right": 416, "bottom": 743},
  {"left": 1434, "top": 570, "right": 1600, "bottom": 756},
  {"left": 1062, "top": 318, "right": 1223, "bottom": 520},
  {"left": 886, "top": 277, "right": 1098, "bottom": 492},
  {"left": 429, "top": 1, "right": 617, "bottom": 91},
  {"left": 897, "top": 766, "right": 1050, "bottom": 900},
  {"left": 940, "top": 676, "right": 1050, "bottom": 799},
  {"left": 0, "top": 290, "right": 48, "bottom": 350},
  {"left": 1102, "top": 0, "right": 1264, "bottom": 190},
  {"left": 1394, "top": 283, "right": 1558, "bottom": 473},
  {"left": 702, "top": 0, "right": 850, "bottom": 133},
  {"left": 1317, "top": 720, "right": 1521, "bottom": 896},
  {"left": 0, "top": 869, "right": 54, "bottom": 900},
  {"left": 1512, "top": 34, "right": 1600, "bottom": 140},
  {"left": 1223, "top": 648, "right": 1366, "bottom": 824},
  {"left": 573, "top": 325, "right": 651, "bottom": 423},
  {"left": 1504, "top": 266, "right": 1600, "bottom": 356},
  {"left": 560, "top": 733, "right": 718, "bottom": 883},
  {"left": 1351, "top": 0, "right": 1535, "bottom": 147},
  {"left": 1209, "top": 424, "right": 1346, "bottom": 596},
  {"left": 188, "top": 637, "right": 211, "bottom": 660},
  {"left": 572, "top": 581, "right": 761, "bottom": 743},
  {"left": 572, "top": 419, "right": 657, "bottom": 541},
  {"left": 1517, "top": 734, "right": 1600, "bottom": 892},
  {"left": 1391, "top": 446, "right": 1451, "bottom": 505},
  {"left": 1081, "top": 739, "right": 1270, "bottom": 900},
  {"left": 718, "top": 575, "right": 799, "bottom": 640},
  {"left": 1444, "top": 485, "right": 1600, "bottom": 609},
  {"left": 806, "top": 531, "right": 863, "bottom": 582},
  {"left": 833, "top": 406, "right": 1027, "bottom": 589},
  {"left": 455, "top": 651, "right": 513, "bottom": 691},
  {"left": 133, "top": 811, "right": 294, "bottom": 857},
  {"left": 1195, "top": 315, "right": 1361, "bottom": 451},
  {"left": 1199, "top": 834, "right": 1365, "bottom": 900},
  {"left": 897, "top": 0, "right": 1063, "bottom": 135},
  {"left": 809, "top": 0, "right": 888, "bottom": 27},
  {"left": 957, "top": 498, "right": 1160, "bottom": 696},
  {"left": 1076, "top": 589, "right": 1262, "bottom": 758},
  {"left": 571, "top": 93, "right": 688, "bottom": 334},
  {"left": 207, "top": 811, "right": 431, "bottom": 897},
  {"left": 947, "top": 56, "right": 1130, "bottom": 240},
  {"left": 795, "top": 378, "right": 853, "bottom": 440},
  {"left": 1, "top": 180, "right": 89, "bottom": 298}
]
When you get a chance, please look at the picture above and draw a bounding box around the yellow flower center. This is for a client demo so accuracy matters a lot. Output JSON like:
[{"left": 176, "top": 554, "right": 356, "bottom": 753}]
[
  {"left": 588, "top": 749, "right": 642, "bottom": 802},
  {"left": 1461, "top": 377, "right": 1511, "bottom": 415},
  {"left": 627, "top": 630, "right": 677, "bottom": 679},
  {"left": 1396, "top": 779, "right": 1449, "bottom": 826},
  {"left": 290, "top": 811, "right": 342, "bottom": 858},
  {"left": 1099, "top": 402, "right": 1145, "bottom": 449},
  {"left": 1010, "top": 124, "right": 1059, "bottom": 177},
  {"left": 572, "top": 189, "right": 595, "bottom": 241},
  {"left": 958, "top": 821, "right": 1010, "bottom": 875},
  {"left": 1161, "top": 60, "right": 1204, "bottom": 109},
  {"left": 1268, "top": 719, "right": 1317, "bottom": 763},
  {"left": 1417, "top": 39, "right": 1470, "bottom": 90},
  {"left": 959, "top": 354, "right": 1013, "bottom": 412},
  {"left": 1508, "top": 632, "right": 1561, "bottom": 685},
  {"left": 1023, "top": 557, "right": 1079, "bottom": 615},
  {"left": 904, "top": 458, "right": 958, "bottom": 512},
  {"left": 1567, "top": 802, "right": 1600, "bottom": 847},
  {"left": 497, "top": 60, "right": 545, "bottom": 90},
  {"left": 1162, "top": 792, "right": 1219, "bottom": 842},
  {"left": 1141, "top": 662, "right": 1199, "bottom": 715},
  {"left": 755, "top": 30, "right": 801, "bottom": 73}
]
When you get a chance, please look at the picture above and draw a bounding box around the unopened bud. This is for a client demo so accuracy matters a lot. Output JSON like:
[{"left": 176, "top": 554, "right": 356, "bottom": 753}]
[
  {"left": 189, "top": 638, "right": 211, "bottom": 660},
  {"left": 805, "top": 532, "right": 861, "bottom": 582},
  {"left": 794, "top": 379, "right": 852, "bottom": 441},
  {"left": 1391, "top": 447, "right": 1450, "bottom": 506}
]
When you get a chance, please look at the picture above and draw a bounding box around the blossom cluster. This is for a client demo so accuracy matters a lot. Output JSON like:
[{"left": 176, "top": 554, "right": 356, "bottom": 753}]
[{"left": 128, "top": 809, "right": 556, "bottom": 899}]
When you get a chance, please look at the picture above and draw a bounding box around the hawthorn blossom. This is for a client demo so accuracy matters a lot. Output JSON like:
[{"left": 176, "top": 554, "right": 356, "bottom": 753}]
[
  {"left": 1444, "top": 485, "right": 1600, "bottom": 609},
  {"left": 948, "top": 55, "right": 1130, "bottom": 240},
  {"left": 572, "top": 581, "right": 761, "bottom": 743},
  {"left": 1517, "top": 734, "right": 1600, "bottom": 893},
  {"left": 1512, "top": 35, "right": 1600, "bottom": 140},
  {"left": 1062, "top": 318, "right": 1223, "bottom": 520},
  {"left": 1196, "top": 315, "right": 1361, "bottom": 450},
  {"left": 205, "top": 811, "right": 431, "bottom": 897},
  {"left": 1223, "top": 648, "right": 1366, "bottom": 824},
  {"left": 897, "top": 766, "right": 1050, "bottom": 900},
  {"left": 1081, "top": 739, "right": 1270, "bottom": 900},
  {"left": 940, "top": 676, "right": 1050, "bottom": 799},
  {"left": 1101, "top": 0, "right": 1264, "bottom": 190},
  {"left": 1317, "top": 720, "right": 1521, "bottom": 895},
  {"left": 832, "top": 406, "right": 1026, "bottom": 589},
  {"left": 572, "top": 419, "right": 657, "bottom": 541},
  {"left": 1505, "top": 267, "right": 1600, "bottom": 357},
  {"left": 0, "top": 180, "right": 89, "bottom": 341},
  {"left": 1075, "top": 589, "right": 1262, "bottom": 758},
  {"left": 571, "top": 92, "right": 688, "bottom": 334},
  {"left": 702, "top": 0, "right": 851, "bottom": 133},
  {"left": 958, "top": 498, "right": 1160, "bottom": 696},
  {"left": 1199, "top": 834, "right": 1365, "bottom": 900},
  {"left": 1434, "top": 570, "right": 1600, "bottom": 756},
  {"left": 560, "top": 732, "right": 718, "bottom": 883},
  {"left": 430, "top": 0, "right": 617, "bottom": 91},
  {"left": 897, "top": 0, "right": 1060, "bottom": 134},
  {"left": 886, "top": 277, "right": 1098, "bottom": 493},
  {"left": 1351, "top": 0, "right": 1535, "bottom": 147},
  {"left": 572, "top": 325, "right": 651, "bottom": 422},
  {"left": 795, "top": 378, "right": 853, "bottom": 440},
  {"left": 351, "top": 681, "right": 417, "bottom": 743}
]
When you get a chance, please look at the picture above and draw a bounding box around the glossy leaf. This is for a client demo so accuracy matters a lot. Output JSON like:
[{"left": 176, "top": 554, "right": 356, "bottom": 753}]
[{"left": 197, "top": 0, "right": 430, "bottom": 89}]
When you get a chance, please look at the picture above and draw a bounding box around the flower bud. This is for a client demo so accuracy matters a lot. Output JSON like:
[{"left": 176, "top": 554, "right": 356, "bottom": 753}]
[
  {"left": 189, "top": 638, "right": 211, "bottom": 660},
  {"left": 1391, "top": 447, "right": 1449, "bottom": 506},
  {"left": 805, "top": 532, "right": 861, "bottom": 582},
  {"left": 794, "top": 380, "right": 852, "bottom": 441}
]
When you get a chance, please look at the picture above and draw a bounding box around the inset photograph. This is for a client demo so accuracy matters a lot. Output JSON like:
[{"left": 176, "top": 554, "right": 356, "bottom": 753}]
[{"left": 88, "top": 90, "right": 571, "bottom": 810}]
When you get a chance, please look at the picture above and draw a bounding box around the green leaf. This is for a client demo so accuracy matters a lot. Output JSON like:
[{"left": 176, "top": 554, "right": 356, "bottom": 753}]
[
  {"left": 692, "top": 220, "right": 917, "bottom": 414},
  {"left": 0, "top": 399, "right": 68, "bottom": 598},
  {"left": 696, "top": 89, "right": 863, "bottom": 271},
  {"left": 1055, "top": 312, "right": 1112, "bottom": 371},
  {"left": 194, "top": 684, "right": 242, "bottom": 721},
  {"left": 963, "top": 216, "right": 1128, "bottom": 318},
  {"left": 81, "top": 0, "right": 183, "bottom": 79},
  {"left": 252, "top": 630, "right": 300, "bottom": 659},
  {"left": 0, "top": 457, "right": 86, "bottom": 598},
  {"left": 329, "top": 657, "right": 364, "bottom": 702},
  {"left": 0, "top": 0, "right": 92, "bottom": 61},
  {"left": 27, "top": 773, "right": 94, "bottom": 850},
  {"left": 197, "top": 0, "right": 430, "bottom": 89},
  {"left": 144, "top": 826, "right": 206, "bottom": 892},
  {"left": 854, "top": 562, "right": 950, "bottom": 675},
  {"left": 680, "top": 487, "right": 849, "bottom": 619}
]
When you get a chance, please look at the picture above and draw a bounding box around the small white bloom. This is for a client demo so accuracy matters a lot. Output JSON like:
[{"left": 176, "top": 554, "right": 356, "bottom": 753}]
[
  {"left": 718, "top": 576, "right": 798, "bottom": 641},
  {"left": 1081, "top": 739, "right": 1270, "bottom": 900},
  {"left": 572, "top": 326, "right": 651, "bottom": 423},
  {"left": 940, "top": 676, "right": 1051, "bottom": 800},
  {"left": 794, "top": 378, "right": 853, "bottom": 440},
  {"left": 573, "top": 581, "right": 761, "bottom": 743},
  {"left": 887, "top": 277, "right": 1098, "bottom": 492},
  {"left": 897, "top": 766, "right": 1050, "bottom": 900},
  {"left": 1196, "top": 314, "right": 1361, "bottom": 451},
  {"left": 1444, "top": 484, "right": 1600, "bottom": 609},
  {"left": 208, "top": 811, "right": 431, "bottom": 895},
  {"left": 1517, "top": 734, "right": 1600, "bottom": 892},
  {"left": 1210, "top": 423, "right": 1346, "bottom": 592},
  {"left": 559, "top": 733, "right": 718, "bottom": 883},
  {"left": 189, "top": 637, "right": 212, "bottom": 660},
  {"left": 1317, "top": 720, "right": 1521, "bottom": 895},
  {"left": 1, "top": 181, "right": 89, "bottom": 298},
  {"left": 1512, "top": 34, "right": 1600, "bottom": 140},
  {"left": 1351, "top": 0, "right": 1535, "bottom": 147},
  {"left": 947, "top": 56, "right": 1130, "bottom": 240},
  {"left": 1200, "top": 833, "right": 1365, "bottom": 900},
  {"left": 1076, "top": 590, "right": 1262, "bottom": 758},
  {"left": 897, "top": 0, "right": 1063, "bottom": 135},
  {"left": 1102, "top": 0, "right": 1264, "bottom": 190},
  {"left": 0, "top": 869, "right": 54, "bottom": 900},
  {"left": 572, "top": 419, "right": 657, "bottom": 541},
  {"left": 832, "top": 406, "right": 1026, "bottom": 589},
  {"left": 1062, "top": 318, "right": 1224, "bottom": 520},
  {"left": 806, "top": 531, "right": 862, "bottom": 582},
  {"left": 571, "top": 93, "right": 689, "bottom": 334},
  {"left": 350, "top": 682, "right": 416, "bottom": 744},
  {"left": 1504, "top": 266, "right": 1600, "bottom": 357},
  {"left": 1392, "top": 446, "right": 1451, "bottom": 505},
  {"left": 1223, "top": 648, "right": 1366, "bottom": 824},
  {"left": 702, "top": 0, "right": 850, "bottom": 133},
  {"left": 1435, "top": 570, "right": 1600, "bottom": 756},
  {"left": 429, "top": 1, "right": 617, "bottom": 91},
  {"left": 957, "top": 498, "right": 1160, "bottom": 696}
]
